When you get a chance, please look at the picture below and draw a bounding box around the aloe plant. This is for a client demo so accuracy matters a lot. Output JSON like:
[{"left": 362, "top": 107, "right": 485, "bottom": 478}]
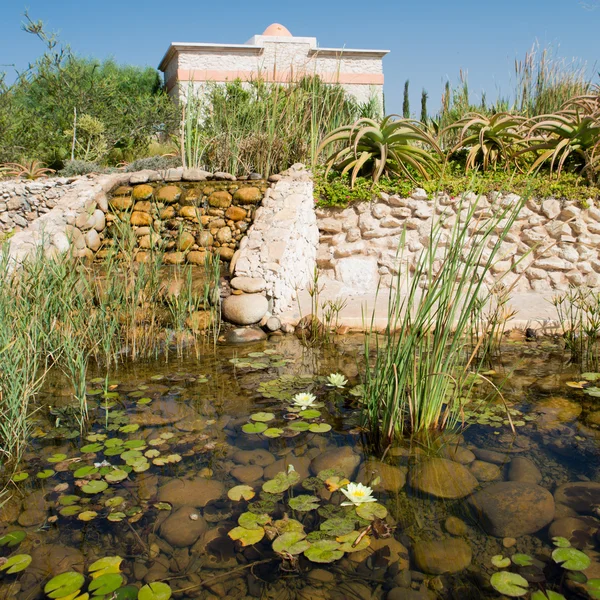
[
  {"left": 521, "top": 91, "right": 600, "bottom": 184},
  {"left": 444, "top": 112, "right": 526, "bottom": 171},
  {"left": 0, "top": 159, "right": 55, "bottom": 180},
  {"left": 317, "top": 115, "right": 442, "bottom": 187}
]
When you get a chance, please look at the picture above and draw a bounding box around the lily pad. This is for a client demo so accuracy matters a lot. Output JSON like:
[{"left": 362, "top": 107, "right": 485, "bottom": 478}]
[
  {"left": 238, "top": 512, "right": 270, "bottom": 530},
  {"left": 288, "top": 495, "right": 320, "bottom": 512},
  {"left": 552, "top": 547, "right": 591, "bottom": 571},
  {"left": 308, "top": 423, "right": 332, "bottom": 433},
  {"left": 60, "top": 505, "right": 82, "bottom": 516},
  {"left": 355, "top": 502, "right": 387, "bottom": 521},
  {"left": 262, "top": 470, "right": 301, "bottom": 494},
  {"left": 12, "top": 472, "right": 29, "bottom": 482},
  {"left": 88, "top": 573, "right": 123, "bottom": 595},
  {"left": 491, "top": 555, "right": 512, "bottom": 568},
  {"left": 80, "top": 443, "right": 103, "bottom": 453},
  {"left": 250, "top": 412, "right": 275, "bottom": 422},
  {"left": 511, "top": 553, "right": 534, "bottom": 566},
  {"left": 320, "top": 517, "right": 356, "bottom": 536},
  {"left": 44, "top": 571, "right": 86, "bottom": 598},
  {"left": 273, "top": 532, "right": 311, "bottom": 555},
  {"left": 89, "top": 555, "right": 123, "bottom": 578},
  {"left": 299, "top": 409, "right": 321, "bottom": 419},
  {"left": 0, "top": 553, "right": 31, "bottom": 574},
  {"left": 288, "top": 421, "right": 310, "bottom": 432},
  {"left": 552, "top": 536, "right": 571, "bottom": 548},
  {"left": 0, "top": 531, "right": 26, "bottom": 547},
  {"left": 228, "top": 526, "right": 265, "bottom": 546},
  {"left": 47, "top": 453, "right": 67, "bottom": 463},
  {"left": 119, "top": 424, "right": 139, "bottom": 433},
  {"left": 81, "top": 480, "right": 108, "bottom": 494},
  {"left": 74, "top": 466, "right": 99, "bottom": 478},
  {"left": 138, "top": 581, "right": 172, "bottom": 600},
  {"left": 263, "top": 428, "right": 284, "bottom": 438},
  {"left": 242, "top": 422, "right": 268, "bottom": 434},
  {"left": 304, "top": 540, "right": 344, "bottom": 564},
  {"left": 78, "top": 510, "right": 98, "bottom": 521},
  {"left": 531, "top": 592, "right": 567, "bottom": 600},
  {"left": 490, "top": 572, "right": 529, "bottom": 597},
  {"left": 337, "top": 531, "right": 371, "bottom": 553},
  {"left": 104, "top": 469, "right": 128, "bottom": 483},
  {"left": 274, "top": 518, "right": 305, "bottom": 534},
  {"left": 228, "top": 485, "right": 256, "bottom": 501}
]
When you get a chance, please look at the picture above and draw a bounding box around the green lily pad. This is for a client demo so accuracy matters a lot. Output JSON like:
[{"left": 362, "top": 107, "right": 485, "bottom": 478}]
[
  {"left": 36, "top": 469, "right": 55, "bottom": 479},
  {"left": 119, "top": 424, "right": 139, "bottom": 433},
  {"left": 242, "top": 422, "right": 268, "bottom": 434},
  {"left": 274, "top": 518, "right": 305, "bottom": 534},
  {"left": 228, "top": 526, "right": 265, "bottom": 546},
  {"left": 138, "top": 581, "right": 173, "bottom": 600},
  {"left": 250, "top": 412, "right": 275, "bottom": 422},
  {"left": 531, "top": 591, "right": 567, "bottom": 600},
  {"left": 44, "top": 571, "right": 86, "bottom": 598},
  {"left": 228, "top": 485, "right": 255, "bottom": 501},
  {"left": 262, "top": 470, "right": 301, "bottom": 494},
  {"left": 104, "top": 469, "right": 128, "bottom": 483},
  {"left": 273, "top": 532, "right": 311, "bottom": 555},
  {"left": 308, "top": 423, "right": 332, "bottom": 433},
  {"left": 78, "top": 510, "right": 98, "bottom": 521},
  {"left": 74, "top": 465, "right": 99, "bottom": 478},
  {"left": 104, "top": 438, "right": 124, "bottom": 448},
  {"left": 511, "top": 553, "right": 534, "bottom": 566},
  {"left": 80, "top": 443, "right": 103, "bottom": 453},
  {"left": 320, "top": 517, "right": 357, "bottom": 536},
  {"left": 238, "top": 512, "right": 270, "bottom": 530},
  {"left": 89, "top": 573, "right": 124, "bottom": 595},
  {"left": 81, "top": 480, "right": 108, "bottom": 494},
  {"left": 59, "top": 505, "right": 82, "bottom": 516},
  {"left": 552, "top": 536, "right": 571, "bottom": 548},
  {"left": 123, "top": 439, "right": 146, "bottom": 449},
  {"left": 355, "top": 502, "right": 387, "bottom": 521},
  {"left": 288, "top": 495, "right": 320, "bottom": 512},
  {"left": 288, "top": 421, "right": 310, "bottom": 432},
  {"left": 0, "top": 531, "right": 26, "bottom": 547},
  {"left": 105, "top": 496, "right": 124, "bottom": 508},
  {"left": 304, "top": 540, "right": 344, "bottom": 564},
  {"left": 299, "top": 409, "right": 321, "bottom": 419},
  {"left": 337, "top": 530, "right": 370, "bottom": 552},
  {"left": 47, "top": 453, "right": 67, "bottom": 463},
  {"left": 12, "top": 472, "right": 29, "bottom": 482},
  {"left": 89, "top": 555, "right": 123, "bottom": 577},
  {"left": 582, "top": 373, "right": 600, "bottom": 381},
  {"left": 491, "top": 555, "right": 512, "bottom": 568},
  {"left": 552, "top": 547, "right": 591, "bottom": 571},
  {"left": 0, "top": 553, "right": 31, "bottom": 574},
  {"left": 490, "top": 572, "right": 529, "bottom": 597},
  {"left": 107, "top": 512, "right": 126, "bottom": 522},
  {"left": 263, "top": 428, "right": 284, "bottom": 438}
]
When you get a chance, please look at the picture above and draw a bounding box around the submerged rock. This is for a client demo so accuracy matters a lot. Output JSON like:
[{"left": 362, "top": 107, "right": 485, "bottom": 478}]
[
  {"left": 553, "top": 481, "right": 600, "bottom": 514},
  {"left": 468, "top": 481, "right": 555, "bottom": 537},
  {"left": 232, "top": 449, "right": 276, "bottom": 467},
  {"left": 221, "top": 327, "right": 267, "bottom": 344},
  {"left": 357, "top": 460, "right": 407, "bottom": 492},
  {"left": 413, "top": 538, "right": 472, "bottom": 574},
  {"left": 29, "top": 544, "right": 84, "bottom": 578},
  {"left": 264, "top": 456, "right": 311, "bottom": 481},
  {"left": 157, "top": 478, "right": 224, "bottom": 508},
  {"left": 408, "top": 458, "right": 478, "bottom": 499},
  {"left": 231, "top": 464, "right": 264, "bottom": 484},
  {"left": 444, "top": 516, "right": 468, "bottom": 536},
  {"left": 548, "top": 516, "right": 599, "bottom": 549},
  {"left": 469, "top": 460, "right": 502, "bottom": 482},
  {"left": 508, "top": 457, "right": 542, "bottom": 485},
  {"left": 310, "top": 446, "right": 361, "bottom": 480},
  {"left": 160, "top": 506, "right": 207, "bottom": 547},
  {"left": 440, "top": 445, "right": 476, "bottom": 465},
  {"left": 471, "top": 448, "right": 510, "bottom": 464}
]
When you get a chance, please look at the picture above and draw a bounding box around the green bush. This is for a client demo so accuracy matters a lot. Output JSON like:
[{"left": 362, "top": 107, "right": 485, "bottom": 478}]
[
  {"left": 124, "top": 155, "right": 181, "bottom": 173},
  {"left": 59, "top": 160, "right": 106, "bottom": 177}
]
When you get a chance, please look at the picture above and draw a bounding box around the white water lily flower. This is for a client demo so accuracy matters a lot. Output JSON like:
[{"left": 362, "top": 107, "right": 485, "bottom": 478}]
[
  {"left": 340, "top": 482, "right": 377, "bottom": 506},
  {"left": 292, "top": 392, "right": 317, "bottom": 410},
  {"left": 326, "top": 373, "right": 348, "bottom": 388}
]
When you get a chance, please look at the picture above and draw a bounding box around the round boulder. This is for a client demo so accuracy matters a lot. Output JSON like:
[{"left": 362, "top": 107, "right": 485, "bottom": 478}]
[
  {"left": 230, "top": 276, "right": 266, "bottom": 294},
  {"left": 469, "top": 460, "right": 502, "bottom": 482},
  {"left": 233, "top": 187, "right": 262, "bottom": 204},
  {"left": 310, "top": 446, "right": 360, "bottom": 480},
  {"left": 160, "top": 506, "right": 207, "bottom": 547},
  {"left": 508, "top": 457, "right": 542, "bottom": 485},
  {"left": 413, "top": 538, "right": 472, "bottom": 574},
  {"left": 157, "top": 478, "right": 224, "bottom": 508},
  {"left": 468, "top": 481, "right": 555, "bottom": 537},
  {"left": 156, "top": 185, "right": 181, "bottom": 203},
  {"left": 222, "top": 327, "right": 267, "bottom": 344},
  {"left": 357, "top": 460, "right": 407, "bottom": 492},
  {"left": 222, "top": 293, "right": 269, "bottom": 326},
  {"left": 554, "top": 481, "right": 600, "bottom": 514},
  {"left": 132, "top": 184, "right": 154, "bottom": 200},
  {"left": 409, "top": 458, "right": 478, "bottom": 499}
]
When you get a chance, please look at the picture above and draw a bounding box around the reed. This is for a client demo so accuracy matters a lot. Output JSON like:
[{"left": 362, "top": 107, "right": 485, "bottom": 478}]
[{"left": 361, "top": 192, "right": 526, "bottom": 448}]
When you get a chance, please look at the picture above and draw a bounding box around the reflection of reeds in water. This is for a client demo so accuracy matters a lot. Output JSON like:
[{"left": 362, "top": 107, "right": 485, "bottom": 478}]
[
  {"left": 552, "top": 286, "right": 600, "bottom": 371},
  {"left": 361, "top": 192, "right": 526, "bottom": 449}
]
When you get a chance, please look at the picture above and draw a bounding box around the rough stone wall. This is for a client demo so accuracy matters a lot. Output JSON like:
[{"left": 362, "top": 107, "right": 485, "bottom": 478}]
[
  {"left": 232, "top": 164, "right": 318, "bottom": 313},
  {"left": 316, "top": 189, "right": 600, "bottom": 294},
  {"left": 0, "top": 178, "right": 81, "bottom": 233}
]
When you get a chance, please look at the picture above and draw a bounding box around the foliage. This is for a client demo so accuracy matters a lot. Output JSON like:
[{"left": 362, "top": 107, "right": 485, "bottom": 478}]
[
  {"left": 444, "top": 112, "right": 527, "bottom": 171},
  {"left": 124, "top": 155, "right": 181, "bottom": 173},
  {"left": 0, "top": 159, "right": 55, "bottom": 179},
  {"left": 361, "top": 192, "right": 525, "bottom": 443},
  {"left": 521, "top": 92, "right": 600, "bottom": 184},
  {"left": 59, "top": 159, "right": 106, "bottom": 177},
  {"left": 181, "top": 76, "right": 375, "bottom": 176},
  {"left": 318, "top": 115, "right": 442, "bottom": 187}
]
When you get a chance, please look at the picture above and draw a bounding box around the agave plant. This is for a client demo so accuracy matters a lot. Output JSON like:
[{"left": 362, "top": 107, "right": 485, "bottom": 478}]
[
  {"left": 317, "top": 115, "right": 442, "bottom": 187},
  {"left": 443, "top": 112, "right": 527, "bottom": 171},
  {"left": 0, "top": 160, "right": 55, "bottom": 180},
  {"left": 521, "top": 92, "right": 600, "bottom": 184}
]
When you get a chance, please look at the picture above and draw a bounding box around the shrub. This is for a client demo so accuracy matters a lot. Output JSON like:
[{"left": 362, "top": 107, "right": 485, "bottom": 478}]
[
  {"left": 59, "top": 160, "right": 105, "bottom": 177},
  {"left": 124, "top": 155, "right": 182, "bottom": 173}
]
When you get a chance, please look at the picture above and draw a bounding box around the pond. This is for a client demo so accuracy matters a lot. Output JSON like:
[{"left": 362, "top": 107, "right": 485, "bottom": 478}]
[{"left": 1, "top": 333, "right": 600, "bottom": 600}]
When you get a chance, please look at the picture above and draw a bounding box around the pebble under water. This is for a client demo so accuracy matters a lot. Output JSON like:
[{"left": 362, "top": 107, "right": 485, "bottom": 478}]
[{"left": 1, "top": 334, "right": 600, "bottom": 600}]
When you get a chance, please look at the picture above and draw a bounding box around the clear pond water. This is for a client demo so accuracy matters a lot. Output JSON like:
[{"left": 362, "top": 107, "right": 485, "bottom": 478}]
[{"left": 2, "top": 334, "right": 600, "bottom": 600}]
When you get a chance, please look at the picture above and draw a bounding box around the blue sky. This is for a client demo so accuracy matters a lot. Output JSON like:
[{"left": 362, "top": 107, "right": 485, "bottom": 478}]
[{"left": 1, "top": 0, "right": 598, "bottom": 115}]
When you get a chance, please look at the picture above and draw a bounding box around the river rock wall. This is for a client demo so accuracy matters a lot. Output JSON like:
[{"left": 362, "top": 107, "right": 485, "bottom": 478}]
[{"left": 316, "top": 189, "right": 600, "bottom": 293}]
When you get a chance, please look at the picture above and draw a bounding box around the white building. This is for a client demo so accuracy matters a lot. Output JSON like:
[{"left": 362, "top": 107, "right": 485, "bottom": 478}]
[{"left": 158, "top": 23, "right": 388, "bottom": 111}]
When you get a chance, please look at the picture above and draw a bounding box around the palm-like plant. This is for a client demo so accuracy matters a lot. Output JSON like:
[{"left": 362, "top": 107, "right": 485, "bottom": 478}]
[
  {"left": 521, "top": 91, "right": 600, "bottom": 184},
  {"left": 317, "top": 115, "right": 442, "bottom": 187},
  {"left": 0, "top": 159, "right": 55, "bottom": 180},
  {"left": 443, "top": 112, "right": 527, "bottom": 171}
]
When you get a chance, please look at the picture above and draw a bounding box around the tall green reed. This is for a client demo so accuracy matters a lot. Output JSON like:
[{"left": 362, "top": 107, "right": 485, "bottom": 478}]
[{"left": 361, "top": 192, "right": 526, "bottom": 448}]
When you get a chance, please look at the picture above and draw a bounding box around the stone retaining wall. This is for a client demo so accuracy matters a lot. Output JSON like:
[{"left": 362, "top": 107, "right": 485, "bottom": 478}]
[
  {"left": 230, "top": 164, "right": 318, "bottom": 315},
  {"left": 0, "top": 177, "right": 81, "bottom": 233},
  {"left": 316, "top": 189, "right": 600, "bottom": 293}
]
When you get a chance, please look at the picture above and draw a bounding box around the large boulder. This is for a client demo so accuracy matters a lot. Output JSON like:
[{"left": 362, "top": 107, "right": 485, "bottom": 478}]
[
  {"left": 508, "top": 457, "right": 542, "bottom": 485},
  {"left": 413, "top": 539, "right": 472, "bottom": 574},
  {"left": 222, "top": 294, "right": 269, "bottom": 326},
  {"left": 468, "top": 481, "right": 555, "bottom": 537},
  {"left": 409, "top": 458, "right": 478, "bottom": 499},
  {"left": 157, "top": 478, "right": 224, "bottom": 508},
  {"left": 357, "top": 460, "right": 407, "bottom": 492},
  {"left": 160, "top": 506, "right": 207, "bottom": 547},
  {"left": 310, "top": 446, "right": 361, "bottom": 480},
  {"left": 554, "top": 482, "right": 600, "bottom": 514}
]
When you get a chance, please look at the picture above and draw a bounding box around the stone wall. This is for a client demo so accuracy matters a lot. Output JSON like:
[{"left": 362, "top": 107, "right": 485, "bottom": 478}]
[
  {"left": 316, "top": 189, "right": 600, "bottom": 293},
  {"left": 230, "top": 164, "right": 318, "bottom": 315},
  {"left": 0, "top": 178, "right": 81, "bottom": 233}
]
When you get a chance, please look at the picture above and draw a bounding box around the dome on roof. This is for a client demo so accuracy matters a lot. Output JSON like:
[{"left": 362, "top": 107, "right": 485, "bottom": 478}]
[{"left": 262, "top": 23, "right": 292, "bottom": 37}]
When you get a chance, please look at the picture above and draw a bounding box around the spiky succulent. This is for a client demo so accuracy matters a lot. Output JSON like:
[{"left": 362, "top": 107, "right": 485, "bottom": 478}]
[
  {"left": 0, "top": 160, "right": 55, "bottom": 180},
  {"left": 317, "top": 115, "right": 442, "bottom": 187}
]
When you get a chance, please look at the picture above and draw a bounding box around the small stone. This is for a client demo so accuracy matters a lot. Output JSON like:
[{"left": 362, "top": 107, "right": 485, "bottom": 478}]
[
  {"left": 132, "top": 184, "right": 154, "bottom": 200},
  {"left": 265, "top": 316, "right": 281, "bottom": 332},
  {"left": 208, "top": 191, "right": 232, "bottom": 208},
  {"left": 133, "top": 200, "right": 152, "bottom": 213},
  {"left": 357, "top": 460, "right": 407, "bottom": 492},
  {"left": 178, "top": 232, "right": 195, "bottom": 251},
  {"left": 440, "top": 445, "right": 476, "bottom": 464},
  {"left": 409, "top": 458, "right": 478, "bottom": 499},
  {"left": 179, "top": 206, "right": 201, "bottom": 220},
  {"left": 503, "top": 537, "right": 517, "bottom": 548},
  {"left": 163, "top": 252, "right": 186, "bottom": 265},
  {"left": 18, "top": 508, "right": 45, "bottom": 527},
  {"left": 264, "top": 456, "right": 311, "bottom": 481},
  {"left": 216, "top": 227, "right": 232, "bottom": 243},
  {"left": 231, "top": 465, "right": 264, "bottom": 484},
  {"left": 471, "top": 448, "right": 510, "bottom": 464},
  {"left": 157, "top": 478, "right": 224, "bottom": 508},
  {"left": 230, "top": 276, "right": 266, "bottom": 293},
  {"left": 554, "top": 482, "right": 600, "bottom": 514},
  {"left": 222, "top": 327, "right": 267, "bottom": 343},
  {"left": 233, "top": 187, "right": 262, "bottom": 204},
  {"left": 469, "top": 460, "right": 502, "bottom": 482},
  {"left": 444, "top": 516, "right": 468, "bottom": 536},
  {"left": 183, "top": 168, "right": 210, "bottom": 181},
  {"left": 130, "top": 211, "right": 153, "bottom": 226},
  {"left": 225, "top": 206, "right": 247, "bottom": 221},
  {"left": 187, "top": 250, "right": 207, "bottom": 265},
  {"left": 156, "top": 186, "right": 182, "bottom": 203},
  {"left": 233, "top": 449, "right": 276, "bottom": 466},
  {"left": 413, "top": 539, "right": 472, "bottom": 574},
  {"left": 109, "top": 197, "right": 133, "bottom": 211},
  {"left": 112, "top": 185, "right": 133, "bottom": 196},
  {"left": 216, "top": 247, "right": 234, "bottom": 261},
  {"left": 508, "top": 457, "right": 542, "bottom": 485},
  {"left": 160, "top": 206, "right": 176, "bottom": 220},
  {"left": 196, "top": 231, "right": 213, "bottom": 248},
  {"left": 222, "top": 294, "right": 268, "bottom": 325},
  {"left": 85, "top": 229, "right": 101, "bottom": 251}
]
